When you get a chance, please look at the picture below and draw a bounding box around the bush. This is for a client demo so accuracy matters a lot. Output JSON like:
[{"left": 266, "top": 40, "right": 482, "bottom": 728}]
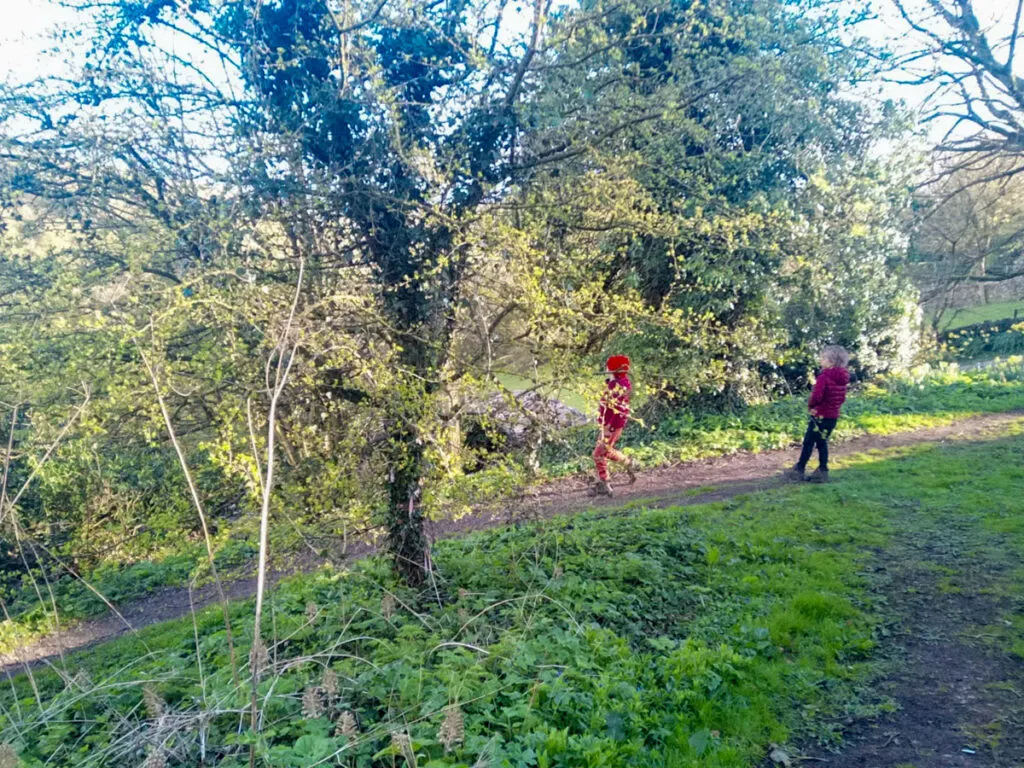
[{"left": 939, "top": 319, "right": 1024, "bottom": 361}]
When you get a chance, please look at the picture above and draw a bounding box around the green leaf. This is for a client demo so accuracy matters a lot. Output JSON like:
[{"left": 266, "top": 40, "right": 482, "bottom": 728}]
[{"left": 688, "top": 729, "right": 712, "bottom": 757}]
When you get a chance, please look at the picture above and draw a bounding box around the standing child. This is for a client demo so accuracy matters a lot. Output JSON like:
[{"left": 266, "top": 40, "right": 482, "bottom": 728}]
[
  {"left": 786, "top": 345, "right": 850, "bottom": 483},
  {"left": 592, "top": 355, "right": 637, "bottom": 497}
]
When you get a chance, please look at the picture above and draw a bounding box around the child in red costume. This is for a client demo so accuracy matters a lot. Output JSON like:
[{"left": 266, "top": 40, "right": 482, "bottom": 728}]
[{"left": 592, "top": 355, "right": 637, "bottom": 497}]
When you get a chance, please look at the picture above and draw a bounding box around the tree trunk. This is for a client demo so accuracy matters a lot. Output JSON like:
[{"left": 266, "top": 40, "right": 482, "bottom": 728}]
[{"left": 385, "top": 424, "right": 429, "bottom": 587}]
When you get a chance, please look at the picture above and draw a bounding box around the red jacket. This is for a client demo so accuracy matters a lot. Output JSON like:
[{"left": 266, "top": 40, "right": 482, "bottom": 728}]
[
  {"left": 808, "top": 366, "right": 849, "bottom": 419},
  {"left": 598, "top": 373, "right": 631, "bottom": 431}
]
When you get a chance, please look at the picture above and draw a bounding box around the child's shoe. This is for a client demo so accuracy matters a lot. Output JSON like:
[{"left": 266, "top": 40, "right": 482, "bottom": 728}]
[
  {"left": 805, "top": 468, "right": 829, "bottom": 484},
  {"left": 626, "top": 459, "right": 638, "bottom": 485},
  {"left": 593, "top": 480, "right": 614, "bottom": 497},
  {"left": 783, "top": 465, "right": 805, "bottom": 482}
]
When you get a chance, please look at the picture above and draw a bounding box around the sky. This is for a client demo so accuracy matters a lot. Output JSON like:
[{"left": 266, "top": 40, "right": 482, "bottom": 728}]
[
  {"left": 1, "top": 0, "right": 1014, "bottom": 79},
  {"left": 0, "top": 0, "right": 542, "bottom": 81},
  {"left": 0, "top": 0, "right": 78, "bottom": 80}
]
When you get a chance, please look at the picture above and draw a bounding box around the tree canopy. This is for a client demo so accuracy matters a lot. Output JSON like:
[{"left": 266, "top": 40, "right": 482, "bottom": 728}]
[{"left": 1, "top": 0, "right": 917, "bottom": 591}]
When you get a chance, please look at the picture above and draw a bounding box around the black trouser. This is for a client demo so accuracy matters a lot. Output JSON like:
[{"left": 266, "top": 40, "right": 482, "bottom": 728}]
[{"left": 796, "top": 417, "right": 837, "bottom": 471}]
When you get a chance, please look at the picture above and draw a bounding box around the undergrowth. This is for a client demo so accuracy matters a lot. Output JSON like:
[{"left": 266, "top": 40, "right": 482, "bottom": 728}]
[
  {"left": 6, "top": 424, "right": 1024, "bottom": 766},
  {"left": 939, "top": 320, "right": 1024, "bottom": 361}
]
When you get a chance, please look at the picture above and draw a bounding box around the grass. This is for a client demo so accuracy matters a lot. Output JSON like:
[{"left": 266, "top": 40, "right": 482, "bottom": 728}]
[
  {"left": 0, "top": 539, "right": 256, "bottom": 656},
  {"left": 494, "top": 371, "right": 590, "bottom": 413},
  {"left": 7, "top": 421, "right": 1024, "bottom": 767},
  {"left": 0, "top": 553, "right": 197, "bottom": 652},
  {"left": 935, "top": 299, "right": 1024, "bottom": 331}
]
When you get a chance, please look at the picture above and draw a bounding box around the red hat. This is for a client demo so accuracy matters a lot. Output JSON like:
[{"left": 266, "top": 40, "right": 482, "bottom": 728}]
[{"left": 606, "top": 355, "right": 630, "bottom": 373}]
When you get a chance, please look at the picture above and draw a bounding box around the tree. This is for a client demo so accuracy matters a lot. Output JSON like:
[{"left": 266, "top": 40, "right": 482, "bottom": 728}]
[
  {"left": 0, "top": 0, "right": 920, "bottom": 593},
  {"left": 532, "top": 0, "right": 918, "bottom": 401},
  {"left": 893, "top": 0, "right": 1024, "bottom": 171},
  {"left": 0, "top": 0, "right": 696, "bottom": 586},
  {"left": 910, "top": 159, "right": 1024, "bottom": 323},
  {"left": 892, "top": 0, "right": 1024, "bottom": 294}
]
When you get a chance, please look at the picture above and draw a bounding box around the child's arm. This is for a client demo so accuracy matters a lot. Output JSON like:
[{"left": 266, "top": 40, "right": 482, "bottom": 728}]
[{"left": 807, "top": 375, "right": 828, "bottom": 415}]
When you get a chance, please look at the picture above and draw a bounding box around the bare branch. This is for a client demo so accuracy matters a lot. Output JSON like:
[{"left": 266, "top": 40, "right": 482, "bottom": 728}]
[
  {"left": 250, "top": 255, "right": 305, "bottom": 736},
  {"left": 136, "top": 339, "right": 241, "bottom": 688},
  {"left": 504, "top": 0, "right": 549, "bottom": 108}
]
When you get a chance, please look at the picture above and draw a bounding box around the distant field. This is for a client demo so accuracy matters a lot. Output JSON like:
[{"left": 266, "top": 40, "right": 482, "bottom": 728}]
[
  {"left": 937, "top": 299, "right": 1024, "bottom": 330},
  {"left": 495, "top": 371, "right": 592, "bottom": 413}
]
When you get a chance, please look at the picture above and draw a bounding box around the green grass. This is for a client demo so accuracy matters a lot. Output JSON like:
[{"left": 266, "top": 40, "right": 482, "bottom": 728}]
[
  {"left": 8, "top": 422, "right": 1024, "bottom": 767},
  {"left": 494, "top": 371, "right": 590, "bottom": 413},
  {"left": 0, "top": 553, "right": 197, "bottom": 652},
  {"left": 936, "top": 300, "right": 1024, "bottom": 330},
  {"left": 0, "top": 539, "right": 257, "bottom": 656}
]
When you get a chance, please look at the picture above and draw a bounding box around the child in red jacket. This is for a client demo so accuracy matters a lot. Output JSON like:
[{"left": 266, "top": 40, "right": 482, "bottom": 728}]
[
  {"left": 592, "top": 355, "right": 637, "bottom": 497},
  {"left": 786, "top": 345, "right": 850, "bottom": 483}
]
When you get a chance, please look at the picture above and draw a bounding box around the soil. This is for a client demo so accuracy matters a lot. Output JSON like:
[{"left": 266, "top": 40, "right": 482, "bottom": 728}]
[
  {"left": 807, "top": 568, "right": 1024, "bottom": 768},
  {"left": 4, "top": 408, "right": 1024, "bottom": 749},
  {"left": 800, "top": 491, "right": 1024, "bottom": 767}
]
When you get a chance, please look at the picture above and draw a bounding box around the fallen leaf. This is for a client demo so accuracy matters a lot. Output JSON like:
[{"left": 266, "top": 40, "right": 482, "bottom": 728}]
[{"left": 769, "top": 743, "right": 792, "bottom": 768}]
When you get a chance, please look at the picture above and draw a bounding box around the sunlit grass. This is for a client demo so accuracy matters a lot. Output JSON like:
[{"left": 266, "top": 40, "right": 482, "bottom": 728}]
[
  {"left": 494, "top": 371, "right": 591, "bottom": 412},
  {"left": 936, "top": 299, "right": 1024, "bottom": 330}
]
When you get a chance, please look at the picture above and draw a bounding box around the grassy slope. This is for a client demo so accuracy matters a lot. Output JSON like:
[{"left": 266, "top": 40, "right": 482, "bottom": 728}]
[
  {"left": 6, "top": 422, "right": 1024, "bottom": 767},
  {"left": 936, "top": 300, "right": 1024, "bottom": 331}
]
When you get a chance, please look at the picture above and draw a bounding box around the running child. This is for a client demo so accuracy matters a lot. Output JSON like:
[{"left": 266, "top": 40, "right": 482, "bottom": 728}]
[
  {"left": 786, "top": 345, "right": 850, "bottom": 483},
  {"left": 592, "top": 354, "right": 637, "bottom": 497}
]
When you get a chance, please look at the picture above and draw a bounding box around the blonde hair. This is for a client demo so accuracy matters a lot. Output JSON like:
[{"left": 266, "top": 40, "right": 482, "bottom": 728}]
[{"left": 822, "top": 345, "right": 850, "bottom": 368}]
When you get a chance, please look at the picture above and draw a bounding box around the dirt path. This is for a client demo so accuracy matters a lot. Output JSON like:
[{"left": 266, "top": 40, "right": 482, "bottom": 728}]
[
  {"left": 806, "top": 491, "right": 1024, "bottom": 767},
  {"left": 3, "top": 410, "right": 1023, "bottom": 677},
  {"left": 496, "top": 409, "right": 1024, "bottom": 519},
  {"left": 811, "top": 560, "right": 1024, "bottom": 767}
]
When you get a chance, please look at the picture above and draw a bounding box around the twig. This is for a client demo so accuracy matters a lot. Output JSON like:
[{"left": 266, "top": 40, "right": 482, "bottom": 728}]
[
  {"left": 429, "top": 641, "right": 491, "bottom": 656},
  {"left": 246, "top": 397, "right": 265, "bottom": 497},
  {"left": 187, "top": 577, "right": 209, "bottom": 765},
  {"left": 0, "top": 403, "right": 18, "bottom": 526},
  {"left": 250, "top": 255, "right": 305, "bottom": 736},
  {"left": 136, "top": 338, "right": 241, "bottom": 688},
  {"left": 0, "top": 597, "right": 40, "bottom": 708}
]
